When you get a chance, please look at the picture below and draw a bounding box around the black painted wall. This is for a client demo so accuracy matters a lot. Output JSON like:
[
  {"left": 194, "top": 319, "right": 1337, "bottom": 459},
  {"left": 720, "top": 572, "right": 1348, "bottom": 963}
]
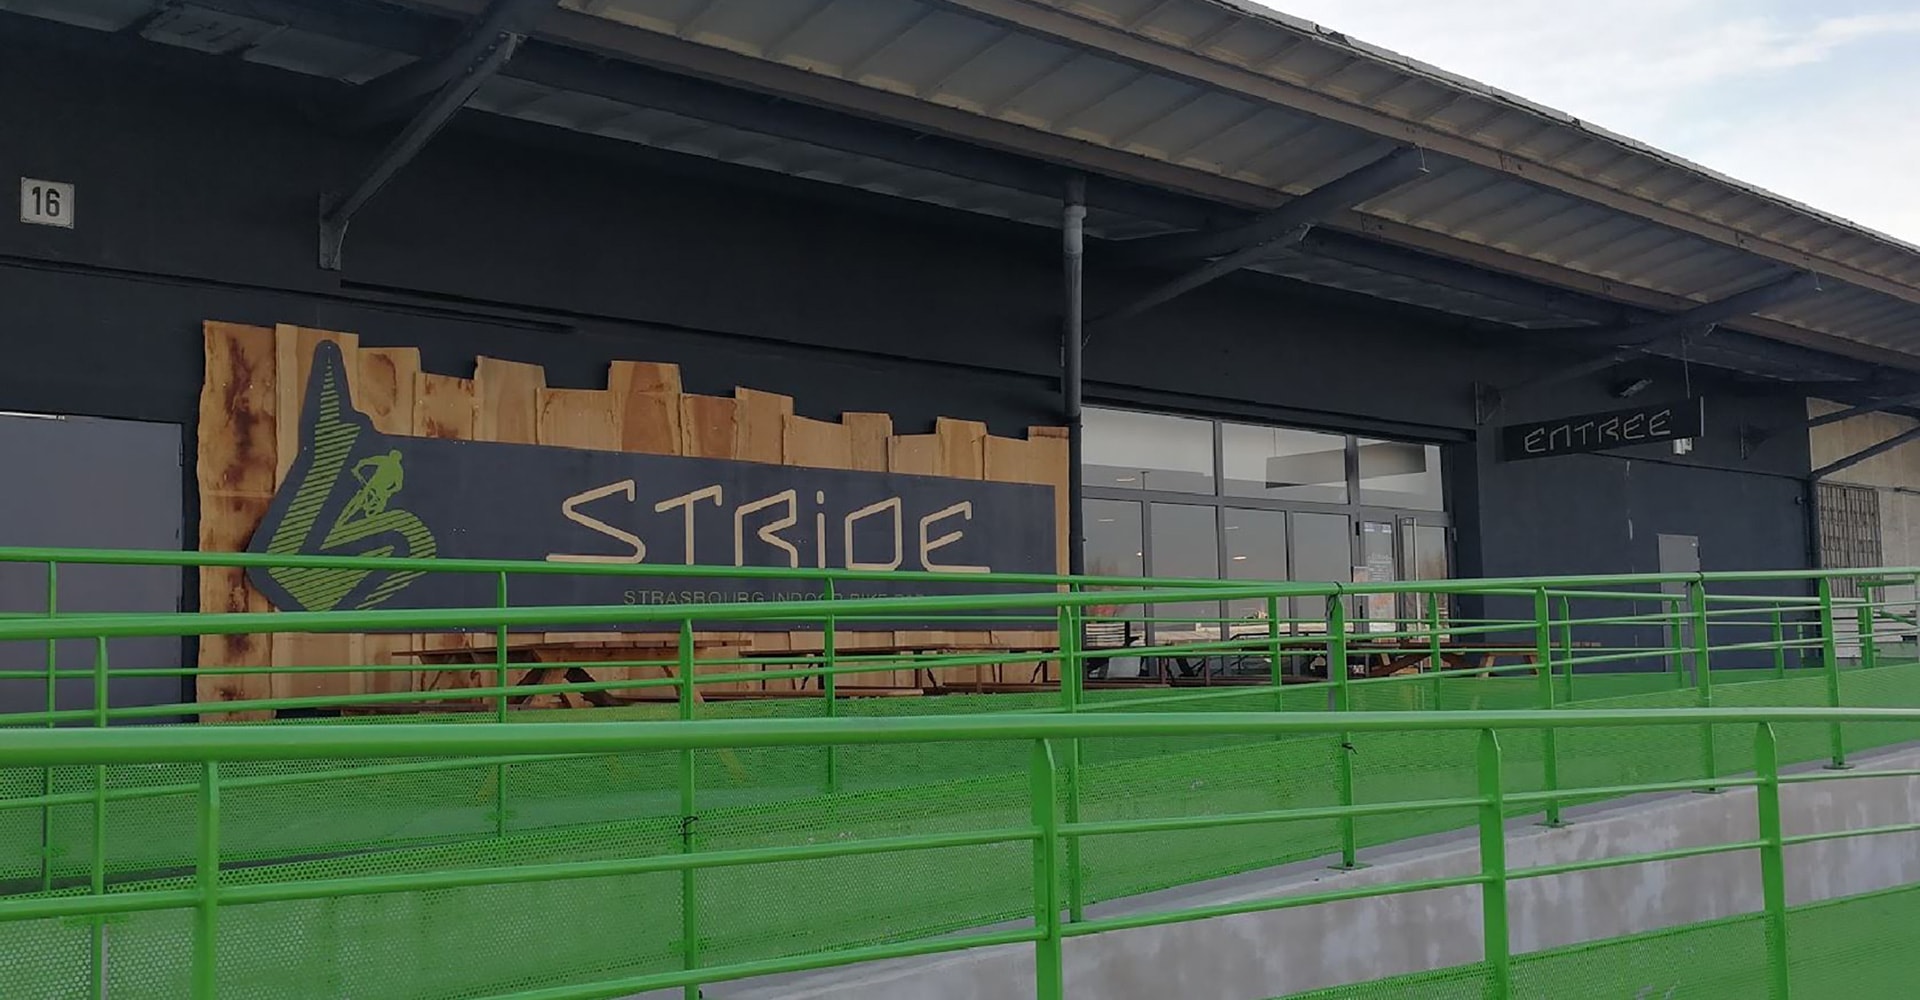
[{"left": 0, "top": 16, "right": 1818, "bottom": 606}]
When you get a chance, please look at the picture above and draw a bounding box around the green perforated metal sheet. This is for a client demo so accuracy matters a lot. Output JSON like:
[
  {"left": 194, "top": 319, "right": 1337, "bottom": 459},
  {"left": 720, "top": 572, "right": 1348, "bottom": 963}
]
[{"left": 3, "top": 663, "right": 1918, "bottom": 997}]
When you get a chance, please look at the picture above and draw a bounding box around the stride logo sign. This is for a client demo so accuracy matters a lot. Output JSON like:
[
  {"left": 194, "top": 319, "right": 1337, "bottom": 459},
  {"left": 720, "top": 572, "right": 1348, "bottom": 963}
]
[
  {"left": 1498, "top": 399, "right": 1704, "bottom": 462},
  {"left": 246, "top": 343, "right": 1056, "bottom": 629}
]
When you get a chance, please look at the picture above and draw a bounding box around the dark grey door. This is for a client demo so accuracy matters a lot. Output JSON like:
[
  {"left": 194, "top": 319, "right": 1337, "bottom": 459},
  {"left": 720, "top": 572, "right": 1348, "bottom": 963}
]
[
  {"left": 0, "top": 413, "right": 184, "bottom": 722},
  {"left": 1659, "top": 534, "right": 1701, "bottom": 679}
]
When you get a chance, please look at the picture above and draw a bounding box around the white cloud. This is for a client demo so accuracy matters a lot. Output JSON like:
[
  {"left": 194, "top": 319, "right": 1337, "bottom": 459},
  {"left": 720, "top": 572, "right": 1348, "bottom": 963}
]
[{"left": 1255, "top": 1, "right": 1920, "bottom": 244}]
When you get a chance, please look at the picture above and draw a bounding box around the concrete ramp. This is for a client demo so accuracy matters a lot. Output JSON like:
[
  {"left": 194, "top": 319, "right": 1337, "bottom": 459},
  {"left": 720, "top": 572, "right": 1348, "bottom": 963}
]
[{"left": 661, "top": 743, "right": 1920, "bottom": 1000}]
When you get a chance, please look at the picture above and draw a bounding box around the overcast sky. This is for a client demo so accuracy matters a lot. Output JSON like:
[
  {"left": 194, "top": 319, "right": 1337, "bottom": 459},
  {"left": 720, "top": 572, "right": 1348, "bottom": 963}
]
[{"left": 1260, "top": 0, "right": 1920, "bottom": 246}]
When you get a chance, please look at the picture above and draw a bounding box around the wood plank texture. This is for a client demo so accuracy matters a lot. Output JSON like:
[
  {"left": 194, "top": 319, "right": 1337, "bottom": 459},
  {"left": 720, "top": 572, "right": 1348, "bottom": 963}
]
[
  {"left": 475, "top": 357, "right": 544, "bottom": 445},
  {"left": 680, "top": 394, "right": 739, "bottom": 459},
  {"left": 611, "top": 361, "right": 683, "bottom": 456},
  {"left": 538, "top": 388, "right": 621, "bottom": 451},
  {"left": 844, "top": 412, "right": 893, "bottom": 473},
  {"left": 197, "top": 322, "right": 278, "bottom": 721},
  {"left": 734, "top": 387, "right": 793, "bottom": 464},
  {"left": 199, "top": 326, "right": 1070, "bottom": 714},
  {"left": 782, "top": 415, "right": 852, "bottom": 470},
  {"left": 356, "top": 348, "right": 421, "bottom": 436}
]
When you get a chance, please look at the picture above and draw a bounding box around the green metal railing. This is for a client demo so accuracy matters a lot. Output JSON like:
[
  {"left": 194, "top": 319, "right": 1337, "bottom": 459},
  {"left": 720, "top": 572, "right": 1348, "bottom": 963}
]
[
  {"left": 3, "top": 707, "right": 1920, "bottom": 998},
  {"left": 7, "top": 550, "right": 1920, "bottom": 997},
  {"left": 0, "top": 554, "right": 1904, "bottom": 888}
]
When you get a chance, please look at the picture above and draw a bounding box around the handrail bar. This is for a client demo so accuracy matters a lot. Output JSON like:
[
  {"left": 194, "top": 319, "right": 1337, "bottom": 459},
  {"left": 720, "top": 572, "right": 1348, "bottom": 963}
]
[{"left": 3, "top": 707, "right": 1919, "bottom": 765}]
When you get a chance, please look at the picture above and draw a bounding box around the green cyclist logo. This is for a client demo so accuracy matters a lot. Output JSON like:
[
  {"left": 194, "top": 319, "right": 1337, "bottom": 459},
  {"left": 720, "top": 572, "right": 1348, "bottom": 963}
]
[{"left": 252, "top": 342, "right": 438, "bottom": 612}]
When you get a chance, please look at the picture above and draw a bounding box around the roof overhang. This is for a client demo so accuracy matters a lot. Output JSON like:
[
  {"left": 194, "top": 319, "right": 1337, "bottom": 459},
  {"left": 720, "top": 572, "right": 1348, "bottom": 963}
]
[{"left": 7, "top": 0, "right": 1920, "bottom": 390}]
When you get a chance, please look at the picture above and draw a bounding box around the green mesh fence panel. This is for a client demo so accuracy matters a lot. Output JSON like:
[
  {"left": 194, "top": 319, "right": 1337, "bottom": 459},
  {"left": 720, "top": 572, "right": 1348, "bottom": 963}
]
[
  {"left": 1787, "top": 882, "right": 1920, "bottom": 999},
  {"left": 1074, "top": 733, "right": 1342, "bottom": 905},
  {"left": 1274, "top": 915, "right": 1776, "bottom": 999},
  {"left": 4, "top": 916, "right": 92, "bottom": 1000},
  {"left": 1839, "top": 665, "right": 1920, "bottom": 752},
  {"left": 8, "top": 662, "right": 1919, "bottom": 886},
  {"left": 1274, "top": 962, "right": 1494, "bottom": 1000},
  {"left": 1508, "top": 913, "right": 1778, "bottom": 999},
  {"left": 1709, "top": 672, "right": 1837, "bottom": 775},
  {"left": 7, "top": 657, "right": 1920, "bottom": 997}
]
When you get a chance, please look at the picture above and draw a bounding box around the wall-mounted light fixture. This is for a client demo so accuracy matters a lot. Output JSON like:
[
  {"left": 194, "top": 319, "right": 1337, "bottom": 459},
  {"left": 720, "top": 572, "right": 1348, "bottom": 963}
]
[{"left": 1614, "top": 377, "right": 1655, "bottom": 399}]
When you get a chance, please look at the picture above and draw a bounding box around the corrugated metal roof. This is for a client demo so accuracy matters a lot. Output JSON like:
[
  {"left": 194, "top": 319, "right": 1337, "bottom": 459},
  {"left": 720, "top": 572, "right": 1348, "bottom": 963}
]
[{"left": 6, "top": 0, "right": 1918, "bottom": 381}]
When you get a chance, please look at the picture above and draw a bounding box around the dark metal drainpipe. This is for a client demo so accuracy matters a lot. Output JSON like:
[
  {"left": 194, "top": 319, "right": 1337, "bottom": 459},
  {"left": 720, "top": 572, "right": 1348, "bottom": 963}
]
[{"left": 1063, "top": 176, "right": 1087, "bottom": 576}]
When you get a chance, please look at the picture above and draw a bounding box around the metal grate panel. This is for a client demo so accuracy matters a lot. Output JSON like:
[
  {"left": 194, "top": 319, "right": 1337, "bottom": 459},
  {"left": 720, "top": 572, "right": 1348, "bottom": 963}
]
[{"left": 1818, "top": 482, "right": 1882, "bottom": 599}]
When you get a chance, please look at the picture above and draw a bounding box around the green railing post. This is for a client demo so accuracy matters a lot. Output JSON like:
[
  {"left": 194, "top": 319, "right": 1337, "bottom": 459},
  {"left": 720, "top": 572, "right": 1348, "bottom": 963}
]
[
  {"left": 1060, "top": 593, "right": 1085, "bottom": 923},
  {"left": 1690, "top": 579, "right": 1718, "bottom": 788},
  {"left": 1818, "top": 578, "right": 1849, "bottom": 770},
  {"left": 90, "top": 635, "right": 107, "bottom": 1000},
  {"left": 1426, "top": 592, "right": 1443, "bottom": 709},
  {"left": 823, "top": 580, "right": 839, "bottom": 795},
  {"left": 1771, "top": 607, "right": 1787, "bottom": 680},
  {"left": 40, "top": 560, "right": 56, "bottom": 894},
  {"left": 1667, "top": 611, "right": 1687, "bottom": 689},
  {"left": 677, "top": 618, "right": 700, "bottom": 1000},
  {"left": 1030, "top": 739, "right": 1064, "bottom": 1000},
  {"left": 1329, "top": 593, "right": 1363, "bottom": 870},
  {"left": 1533, "top": 588, "right": 1564, "bottom": 828},
  {"left": 1754, "top": 723, "right": 1792, "bottom": 1000},
  {"left": 193, "top": 760, "right": 220, "bottom": 1000},
  {"left": 1268, "top": 594, "right": 1284, "bottom": 712},
  {"left": 1556, "top": 594, "right": 1574, "bottom": 702},
  {"left": 1857, "top": 595, "right": 1878, "bottom": 670},
  {"left": 1476, "top": 729, "right": 1511, "bottom": 998},
  {"left": 493, "top": 571, "right": 509, "bottom": 839}
]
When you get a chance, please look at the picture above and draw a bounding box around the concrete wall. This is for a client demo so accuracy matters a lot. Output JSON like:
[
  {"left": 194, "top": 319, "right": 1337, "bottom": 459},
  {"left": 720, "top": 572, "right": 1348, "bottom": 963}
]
[
  {"left": 1809, "top": 400, "right": 1920, "bottom": 574},
  {"left": 663, "top": 743, "right": 1920, "bottom": 1000},
  {"left": 1809, "top": 399, "right": 1920, "bottom": 653}
]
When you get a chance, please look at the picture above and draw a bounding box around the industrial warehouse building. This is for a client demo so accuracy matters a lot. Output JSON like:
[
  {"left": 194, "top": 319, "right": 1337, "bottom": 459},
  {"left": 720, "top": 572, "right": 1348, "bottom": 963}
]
[{"left": 4, "top": 0, "right": 1920, "bottom": 707}]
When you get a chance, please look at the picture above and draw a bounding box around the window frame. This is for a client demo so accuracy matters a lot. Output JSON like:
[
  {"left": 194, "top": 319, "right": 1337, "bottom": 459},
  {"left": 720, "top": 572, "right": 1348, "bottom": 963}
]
[{"left": 1081, "top": 405, "right": 1455, "bottom": 632}]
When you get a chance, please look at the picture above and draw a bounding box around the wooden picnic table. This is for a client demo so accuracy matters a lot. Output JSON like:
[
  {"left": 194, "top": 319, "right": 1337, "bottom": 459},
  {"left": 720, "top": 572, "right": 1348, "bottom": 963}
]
[
  {"left": 736, "top": 638, "right": 1058, "bottom": 695},
  {"left": 1113, "top": 627, "right": 1596, "bottom": 685},
  {"left": 411, "top": 635, "right": 725, "bottom": 709}
]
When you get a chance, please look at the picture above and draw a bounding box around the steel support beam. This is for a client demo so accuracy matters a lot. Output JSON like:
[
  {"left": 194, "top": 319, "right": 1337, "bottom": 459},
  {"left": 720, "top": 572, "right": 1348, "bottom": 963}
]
[
  {"left": 1744, "top": 387, "right": 1920, "bottom": 452},
  {"left": 318, "top": 30, "right": 522, "bottom": 270},
  {"left": 1063, "top": 176, "right": 1087, "bottom": 576},
  {"left": 1494, "top": 323, "right": 1713, "bottom": 400},
  {"left": 1295, "top": 228, "right": 1627, "bottom": 326},
  {"left": 344, "top": 0, "right": 553, "bottom": 129},
  {"left": 1088, "top": 149, "right": 1428, "bottom": 333},
  {"left": 1108, "top": 147, "right": 1427, "bottom": 265},
  {"left": 1492, "top": 271, "right": 1821, "bottom": 400},
  {"left": 1812, "top": 425, "right": 1920, "bottom": 480},
  {"left": 501, "top": 45, "right": 1219, "bottom": 230},
  {"left": 1806, "top": 390, "right": 1920, "bottom": 431}
]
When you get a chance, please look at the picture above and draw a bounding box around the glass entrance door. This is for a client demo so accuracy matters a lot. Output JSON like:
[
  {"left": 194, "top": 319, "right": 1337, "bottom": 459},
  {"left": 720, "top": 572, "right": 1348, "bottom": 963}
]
[{"left": 1357, "top": 521, "right": 1399, "bottom": 632}]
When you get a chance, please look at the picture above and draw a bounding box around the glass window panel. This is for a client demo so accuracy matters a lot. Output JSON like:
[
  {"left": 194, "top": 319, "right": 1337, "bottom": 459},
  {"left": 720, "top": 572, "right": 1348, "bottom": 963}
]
[
  {"left": 1148, "top": 503, "right": 1222, "bottom": 638},
  {"left": 1291, "top": 511, "right": 1353, "bottom": 622},
  {"left": 1083, "top": 498, "right": 1144, "bottom": 605},
  {"left": 1222, "top": 423, "right": 1349, "bottom": 503},
  {"left": 1413, "top": 523, "right": 1452, "bottom": 624},
  {"left": 1412, "top": 525, "right": 1450, "bottom": 582},
  {"left": 1224, "top": 507, "right": 1288, "bottom": 627},
  {"left": 1357, "top": 521, "right": 1399, "bottom": 633},
  {"left": 1083, "top": 407, "right": 1215, "bottom": 494},
  {"left": 1083, "top": 499, "right": 1146, "bottom": 676},
  {"left": 1357, "top": 439, "right": 1444, "bottom": 510}
]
